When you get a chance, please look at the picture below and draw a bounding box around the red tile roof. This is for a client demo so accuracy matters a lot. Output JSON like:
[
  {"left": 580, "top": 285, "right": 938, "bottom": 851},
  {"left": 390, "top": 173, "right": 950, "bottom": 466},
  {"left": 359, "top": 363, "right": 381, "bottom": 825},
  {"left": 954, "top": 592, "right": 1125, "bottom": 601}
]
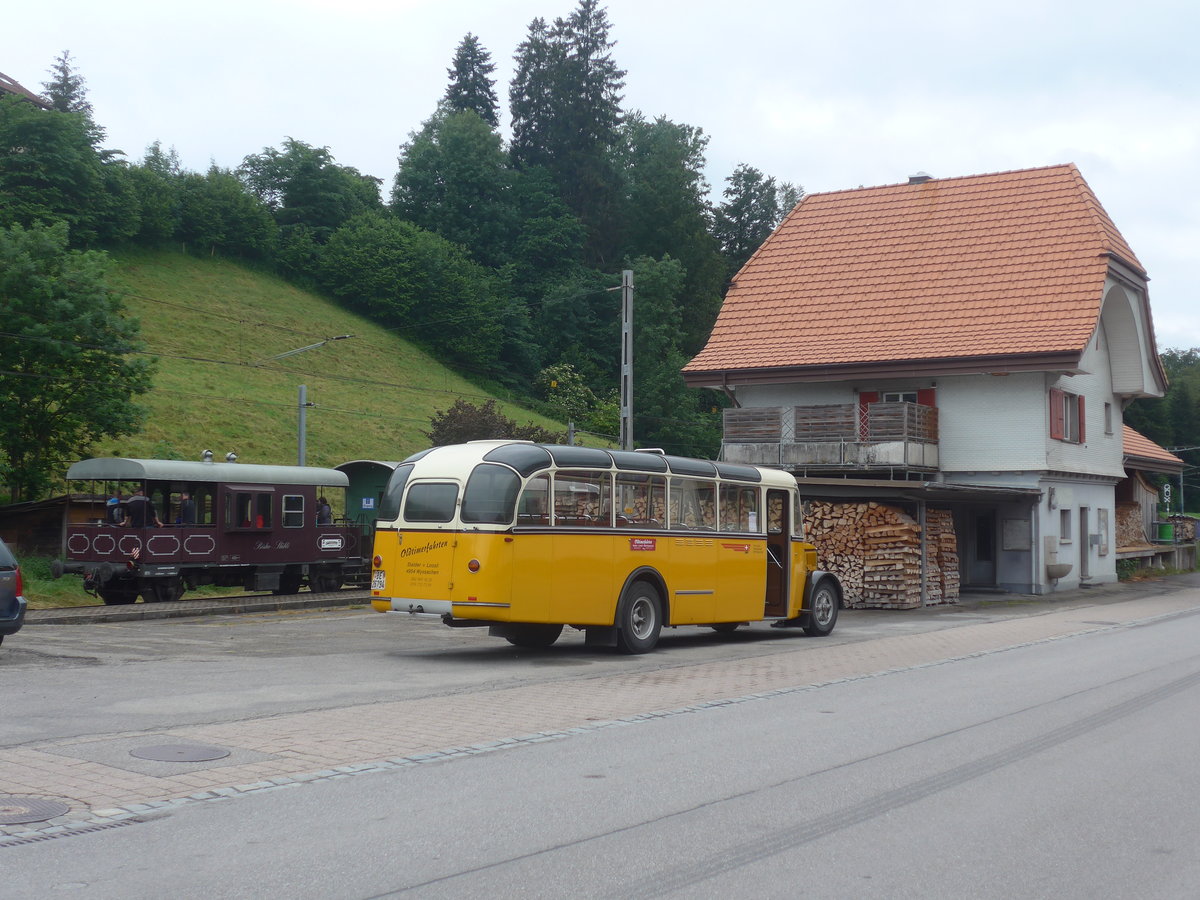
[
  {"left": 685, "top": 164, "right": 1144, "bottom": 380},
  {"left": 1122, "top": 425, "right": 1184, "bottom": 469}
]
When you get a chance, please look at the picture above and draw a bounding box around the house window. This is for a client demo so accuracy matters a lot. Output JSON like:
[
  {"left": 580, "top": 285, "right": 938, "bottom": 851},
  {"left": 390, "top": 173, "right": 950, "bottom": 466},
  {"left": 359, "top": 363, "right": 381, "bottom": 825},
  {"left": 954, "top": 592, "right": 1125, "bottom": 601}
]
[
  {"left": 883, "top": 391, "right": 919, "bottom": 403},
  {"left": 1050, "top": 389, "right": 1085, "bottom": 443},
  {"left": 1060, "top": 508, "right": 1072, "bottom": 543},
  {"left": 1104, "top": 402, "right": 1113, "bottom": 435}
]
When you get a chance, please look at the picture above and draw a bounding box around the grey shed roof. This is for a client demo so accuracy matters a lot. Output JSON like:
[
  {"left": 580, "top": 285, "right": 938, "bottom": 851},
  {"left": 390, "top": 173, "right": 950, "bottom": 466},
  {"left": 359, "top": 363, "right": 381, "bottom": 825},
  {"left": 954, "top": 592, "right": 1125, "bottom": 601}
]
[{"left": 66, "top": 458, "right": 349, "bottom": 487}]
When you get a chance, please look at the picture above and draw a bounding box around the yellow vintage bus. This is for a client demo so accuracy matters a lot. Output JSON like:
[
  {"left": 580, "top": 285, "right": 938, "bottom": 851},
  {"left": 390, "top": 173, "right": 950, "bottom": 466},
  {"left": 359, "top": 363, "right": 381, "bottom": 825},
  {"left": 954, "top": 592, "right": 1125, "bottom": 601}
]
[{"left": 369, "top": 441, "right": 840, "bottom": 653}]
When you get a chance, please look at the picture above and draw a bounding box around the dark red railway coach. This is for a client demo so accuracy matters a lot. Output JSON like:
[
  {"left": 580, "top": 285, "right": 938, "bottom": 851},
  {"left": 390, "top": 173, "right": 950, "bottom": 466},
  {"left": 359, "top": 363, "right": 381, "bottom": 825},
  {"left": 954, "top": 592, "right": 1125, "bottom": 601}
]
[{"left": 58, "top": 458, "right": 367, "bottom": 604}]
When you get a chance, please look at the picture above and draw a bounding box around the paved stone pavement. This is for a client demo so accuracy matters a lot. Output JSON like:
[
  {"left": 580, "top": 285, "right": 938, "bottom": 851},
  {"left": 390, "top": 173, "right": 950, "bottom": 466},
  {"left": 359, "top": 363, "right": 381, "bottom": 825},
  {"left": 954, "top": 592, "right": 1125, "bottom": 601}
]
[{"left": 4, "top": 580, "right": 1199, "bottom": 841}]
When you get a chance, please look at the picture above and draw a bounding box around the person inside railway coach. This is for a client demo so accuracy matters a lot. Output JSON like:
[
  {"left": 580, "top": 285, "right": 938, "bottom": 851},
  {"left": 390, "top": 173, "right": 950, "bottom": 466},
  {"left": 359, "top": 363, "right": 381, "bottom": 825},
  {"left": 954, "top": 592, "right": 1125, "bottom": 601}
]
[
  {"left": 123, "top": 487, "right": 163, "bottom": 528},
  {"left": 316, "top": 496, "right": 333, "bottom": 525},
  {"left": 177, "top": 491, "right": 196, "bottom": 526},
  {"left": 105, "top": 493, "right": 124, "bottom": 525}
]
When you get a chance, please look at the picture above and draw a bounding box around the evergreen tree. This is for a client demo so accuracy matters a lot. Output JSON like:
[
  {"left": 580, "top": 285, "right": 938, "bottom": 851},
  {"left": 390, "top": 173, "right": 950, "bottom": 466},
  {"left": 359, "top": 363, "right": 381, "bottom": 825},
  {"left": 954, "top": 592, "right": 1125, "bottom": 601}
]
[
  {"left": 41, "top": 49, "right": 105, "bottom": 146},
  {"left": 42, "top": 50, "right": 93, "bottom": 117},
  {"left": 509, "top": 0, "right": 625, "bottom": 264},
  {"left": 444, "top": 33, "right": 499, "bottom": 127},
  {"left": 713, "top": 164, "right": 803, "bottom": 276}
]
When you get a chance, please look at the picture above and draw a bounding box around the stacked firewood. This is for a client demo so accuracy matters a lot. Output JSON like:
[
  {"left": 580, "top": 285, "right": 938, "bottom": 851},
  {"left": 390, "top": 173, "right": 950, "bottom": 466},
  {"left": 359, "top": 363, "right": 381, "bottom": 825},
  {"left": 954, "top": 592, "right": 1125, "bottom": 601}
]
[
  {"left": 1168, "top": 515, "right": 1196, "bottom": 542},
  {"left": 1116, "top": 502, "right": 1146, "bottom": 547},
  {"left": 803, "top": 501, "right": 959, "bottom": 609}
]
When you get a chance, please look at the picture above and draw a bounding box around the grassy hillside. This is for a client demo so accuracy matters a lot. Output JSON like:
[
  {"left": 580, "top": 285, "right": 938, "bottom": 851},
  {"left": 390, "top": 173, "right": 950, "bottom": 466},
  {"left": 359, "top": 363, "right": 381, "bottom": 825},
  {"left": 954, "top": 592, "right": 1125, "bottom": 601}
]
[{"left": 99, "top": 249, "right": 562, "bottom": 467}]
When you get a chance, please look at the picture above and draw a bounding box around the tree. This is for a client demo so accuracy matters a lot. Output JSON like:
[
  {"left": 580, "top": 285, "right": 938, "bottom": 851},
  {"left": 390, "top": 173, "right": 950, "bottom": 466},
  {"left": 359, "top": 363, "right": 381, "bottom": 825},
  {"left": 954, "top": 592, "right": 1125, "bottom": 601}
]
[
  {"left": 176, "top": 166, "right": 277, "bottom": 258},
  {"left": 618, "top": 113, "right": 726, "bottom": 352},
  {"left": 0, "top": 222, "right": 154, "bottom": 501},
  {"left": 318, "top": 211, "right": 526, "bottom": 373},
  {"left": 444, "top": 33, "right": 499, "bottom": 127},
  {"left": 41, "top": 50, "right": 92, "bottom": 116},
  {"left": 392, "top": 109, "right": 515, "bottom": 268},
  {"left": 237, "top": 139, "right": 381, "bottom": 241},
  {"left": 41, "top": 50, "right": 105, "bottom": 146},
  {"left": 509, "top": 0, "right": 626, "bottom": 264},
  {"left": 425, "top": 399, "right": 564, "bottom": 445},
  {"left": 0, "top": 94, "right": 140, "bottom": 247},
  {"left": 714, "top": 164, "right": 804, "bottom": 276}
]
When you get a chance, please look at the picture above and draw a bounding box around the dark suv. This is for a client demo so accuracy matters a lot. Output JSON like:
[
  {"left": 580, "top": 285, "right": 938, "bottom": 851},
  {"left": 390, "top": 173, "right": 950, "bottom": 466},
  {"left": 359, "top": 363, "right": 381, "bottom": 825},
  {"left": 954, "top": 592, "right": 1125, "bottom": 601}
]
[{"left": 0, "top": 537, "right": 26, "bottom": 647}]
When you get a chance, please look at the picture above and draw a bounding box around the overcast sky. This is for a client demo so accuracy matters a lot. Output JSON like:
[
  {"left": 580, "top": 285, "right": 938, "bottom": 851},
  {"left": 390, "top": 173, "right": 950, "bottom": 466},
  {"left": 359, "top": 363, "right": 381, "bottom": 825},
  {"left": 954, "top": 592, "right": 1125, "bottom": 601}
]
[{"left": 6, "top": 0, "right": 1198, "bottom": 347}]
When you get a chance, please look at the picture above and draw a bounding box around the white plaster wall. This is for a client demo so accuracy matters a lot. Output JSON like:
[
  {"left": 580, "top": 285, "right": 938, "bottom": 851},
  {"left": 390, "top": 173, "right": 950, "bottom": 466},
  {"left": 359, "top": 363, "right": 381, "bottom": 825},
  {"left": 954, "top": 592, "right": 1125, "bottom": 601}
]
[
  {"left": 1034, "top": 477, "right": 1118, "bottom": 591},
  {"left": 1046, "top": 326, "right": 1125, "bottom": 479},
  {"left": 937, "top": 373, "right": 1047, "bottom": 473}
]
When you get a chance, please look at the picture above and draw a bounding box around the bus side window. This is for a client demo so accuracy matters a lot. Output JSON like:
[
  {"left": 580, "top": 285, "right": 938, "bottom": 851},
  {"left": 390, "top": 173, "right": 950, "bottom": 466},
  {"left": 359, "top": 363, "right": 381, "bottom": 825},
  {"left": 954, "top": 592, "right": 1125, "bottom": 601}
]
[
  {"left": 517, "top": 476, "right": 549, "bottom": 526},
  {"left": 669, "top": 479, "right": 716, "bottom": 530},
  {"left": 720, "top": 484, "right": 760, "bottom": 533},
  {"left": 616, "top": 474, "right": 665, "bottom": 528},
  {"left": 553, "top": 471, "right": 609, "bottom": 527}
]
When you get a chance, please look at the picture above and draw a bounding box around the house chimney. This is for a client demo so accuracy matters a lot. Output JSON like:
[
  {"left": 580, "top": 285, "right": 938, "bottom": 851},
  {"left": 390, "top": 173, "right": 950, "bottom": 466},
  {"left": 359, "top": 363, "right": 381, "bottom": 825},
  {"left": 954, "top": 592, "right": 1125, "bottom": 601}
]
[{"left": 908, "top": 172, "right": 933, "bottom": 184}]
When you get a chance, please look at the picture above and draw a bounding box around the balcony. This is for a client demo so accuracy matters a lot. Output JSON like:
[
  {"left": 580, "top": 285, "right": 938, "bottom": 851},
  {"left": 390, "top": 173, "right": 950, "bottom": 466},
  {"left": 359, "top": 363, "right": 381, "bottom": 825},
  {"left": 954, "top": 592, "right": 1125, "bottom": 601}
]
[{"left": 722, "top": 402, "right": 939, "bottom": 473}]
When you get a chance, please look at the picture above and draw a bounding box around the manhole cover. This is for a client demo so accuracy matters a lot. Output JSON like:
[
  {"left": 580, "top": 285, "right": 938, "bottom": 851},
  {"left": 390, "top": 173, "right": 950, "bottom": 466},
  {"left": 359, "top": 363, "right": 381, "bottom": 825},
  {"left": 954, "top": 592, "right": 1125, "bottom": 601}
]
[
  {"left": 129, "top": 744, "right": 231, "bottom": 762},
  {"left": 0, "top": 796, "right": 71, "bottom": 825}
]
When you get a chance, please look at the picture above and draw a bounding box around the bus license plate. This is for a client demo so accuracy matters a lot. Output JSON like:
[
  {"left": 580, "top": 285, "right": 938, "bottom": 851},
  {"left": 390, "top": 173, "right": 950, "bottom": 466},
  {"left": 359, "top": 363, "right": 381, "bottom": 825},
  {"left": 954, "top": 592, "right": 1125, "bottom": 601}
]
[{"left": 371, "top": 570, "right": 386, "bottom": 590}]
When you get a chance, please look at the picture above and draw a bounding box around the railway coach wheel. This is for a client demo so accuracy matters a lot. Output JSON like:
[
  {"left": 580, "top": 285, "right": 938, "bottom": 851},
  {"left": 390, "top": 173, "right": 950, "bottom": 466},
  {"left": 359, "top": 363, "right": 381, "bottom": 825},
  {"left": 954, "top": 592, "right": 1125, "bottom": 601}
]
[
  {"left": 144, "top": 577, "right": 185, "bottom": 603},
  {"left": 803, "top": 579, "right": 839, "bottom": 637},
  {"left": 504, "top": 624, "right": 564, "bottom": 648},
  {"left": 97, "top": 581, "right": 139, "bottom": 605},
  {"left": 274, "top": 571, "right": 303, "bottom": 595},
  {"left": 311, "top": 569, "right": 343, "bottom": 593},
  {"left": 615, "top": 581, "right": 662, "bottom": 654}
]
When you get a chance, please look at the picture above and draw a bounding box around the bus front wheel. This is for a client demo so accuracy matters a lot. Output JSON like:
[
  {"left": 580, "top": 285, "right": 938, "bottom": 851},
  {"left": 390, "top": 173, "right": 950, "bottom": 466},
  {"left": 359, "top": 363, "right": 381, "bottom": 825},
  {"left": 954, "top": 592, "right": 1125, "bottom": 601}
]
[
  {"left": 616, "top": 581, "right": 662, "bottom": 654},
  {"left": 803, "top": 579, "right": 839, "bottom": 637}
]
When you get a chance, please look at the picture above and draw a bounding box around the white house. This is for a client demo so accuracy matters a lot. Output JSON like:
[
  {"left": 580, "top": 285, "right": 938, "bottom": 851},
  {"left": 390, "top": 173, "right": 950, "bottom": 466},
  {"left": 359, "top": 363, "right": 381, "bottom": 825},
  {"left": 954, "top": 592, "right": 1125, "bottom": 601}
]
[{"left": 684, "top": 165, "right": 1167, "bottom": 594}]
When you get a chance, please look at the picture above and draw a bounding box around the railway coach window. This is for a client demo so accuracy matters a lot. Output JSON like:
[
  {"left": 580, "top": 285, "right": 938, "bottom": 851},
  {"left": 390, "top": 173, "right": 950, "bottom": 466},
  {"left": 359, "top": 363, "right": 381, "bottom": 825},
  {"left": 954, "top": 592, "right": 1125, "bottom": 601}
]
[
  {"left": 283, "top": 495, "right": 305, "bottom": 527},
  {"left": 226, "top": 490, "right": 274, "bottom": 529}
]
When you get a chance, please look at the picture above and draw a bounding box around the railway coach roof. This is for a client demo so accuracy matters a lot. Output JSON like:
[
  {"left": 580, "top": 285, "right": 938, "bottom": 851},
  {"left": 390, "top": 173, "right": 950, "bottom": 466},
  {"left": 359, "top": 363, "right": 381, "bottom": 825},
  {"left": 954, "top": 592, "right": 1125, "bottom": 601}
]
[{"left": 66, "top": 458, "right": 350, "bottom": 487}]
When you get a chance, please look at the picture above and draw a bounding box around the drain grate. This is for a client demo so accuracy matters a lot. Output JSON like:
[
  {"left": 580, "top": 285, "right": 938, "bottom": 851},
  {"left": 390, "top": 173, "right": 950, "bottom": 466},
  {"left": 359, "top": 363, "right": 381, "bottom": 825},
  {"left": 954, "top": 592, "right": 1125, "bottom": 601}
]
[
  {"left": 0, "top": 796, "right": 71, "bottom": 825},
  {"left": 129, "top": 744, "right": 231, "bottom": 762}
]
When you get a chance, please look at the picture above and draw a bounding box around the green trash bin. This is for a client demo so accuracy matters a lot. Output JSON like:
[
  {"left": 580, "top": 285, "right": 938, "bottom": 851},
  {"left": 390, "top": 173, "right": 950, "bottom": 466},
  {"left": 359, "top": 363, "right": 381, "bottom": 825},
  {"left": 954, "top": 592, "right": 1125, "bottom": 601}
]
[{"left": 1157, "top": 522, "right": 1175, "bottom": 542}]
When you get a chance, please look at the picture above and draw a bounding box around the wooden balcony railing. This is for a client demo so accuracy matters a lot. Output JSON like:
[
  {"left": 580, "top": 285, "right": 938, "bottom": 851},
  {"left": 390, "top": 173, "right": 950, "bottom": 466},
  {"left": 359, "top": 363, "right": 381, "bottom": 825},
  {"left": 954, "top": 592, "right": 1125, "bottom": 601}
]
[{"left": 722, "top": 402, "right": 939, "bottom": 470}]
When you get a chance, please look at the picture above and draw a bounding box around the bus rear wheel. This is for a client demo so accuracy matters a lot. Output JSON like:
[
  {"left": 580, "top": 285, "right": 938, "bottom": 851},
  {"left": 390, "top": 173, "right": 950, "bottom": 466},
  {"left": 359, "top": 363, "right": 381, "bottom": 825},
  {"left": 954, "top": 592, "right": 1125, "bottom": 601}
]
[
  {"left": 803, "top": 579, "right": 839, "bottom": 637},
  {"left": 504, "top": 624, "right": 564, "bottom": 648},
  {"left": 616, "top": 581, "right": 662, "bottom": 654}
]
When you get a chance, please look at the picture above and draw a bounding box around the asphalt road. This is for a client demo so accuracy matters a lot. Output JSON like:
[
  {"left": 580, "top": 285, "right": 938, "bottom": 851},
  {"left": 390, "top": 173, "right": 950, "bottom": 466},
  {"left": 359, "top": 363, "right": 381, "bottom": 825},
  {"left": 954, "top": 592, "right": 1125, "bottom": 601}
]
[{"left": 3, "top": 575, "right": 1200, "bottom": 898}]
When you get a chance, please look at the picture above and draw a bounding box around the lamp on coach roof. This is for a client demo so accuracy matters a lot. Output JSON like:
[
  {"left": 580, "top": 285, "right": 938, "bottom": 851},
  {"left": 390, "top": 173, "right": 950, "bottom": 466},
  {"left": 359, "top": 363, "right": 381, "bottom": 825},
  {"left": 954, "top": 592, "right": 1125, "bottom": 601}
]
[
  {"left": 201, "top": 450, "right": 214, "bottom": 463},
  {"left": 226, "top": 452, "right": 238, "bottom": 463}
]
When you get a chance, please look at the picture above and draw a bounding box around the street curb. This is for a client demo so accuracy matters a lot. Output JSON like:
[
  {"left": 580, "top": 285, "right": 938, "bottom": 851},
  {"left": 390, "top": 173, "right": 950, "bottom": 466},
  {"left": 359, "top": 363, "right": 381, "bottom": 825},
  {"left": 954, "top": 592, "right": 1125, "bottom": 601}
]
[{"left": 25, "top": 590, "right": 372, "bottom": 625}]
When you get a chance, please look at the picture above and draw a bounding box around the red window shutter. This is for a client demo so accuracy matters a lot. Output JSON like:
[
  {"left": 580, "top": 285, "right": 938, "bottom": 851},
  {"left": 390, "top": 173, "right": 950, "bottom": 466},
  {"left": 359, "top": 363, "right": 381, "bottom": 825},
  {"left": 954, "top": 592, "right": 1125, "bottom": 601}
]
[
  {"left": 1049, "top": 389, "right": 1065, "bottom": 440},
  {"left": 858, "top": 392, "right": 879, "bottom": 440},
  {"left": 916, "top": 388, "right": 937, "bottom": 407},
  {"left": 1077, "top": 395, "right": 1086, "bottom": 443}
]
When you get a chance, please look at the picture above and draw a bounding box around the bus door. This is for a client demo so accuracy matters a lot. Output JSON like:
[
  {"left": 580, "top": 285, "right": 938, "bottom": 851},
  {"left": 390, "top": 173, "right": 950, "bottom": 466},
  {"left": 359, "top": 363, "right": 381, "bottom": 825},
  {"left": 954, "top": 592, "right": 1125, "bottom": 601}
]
[{"left": 764, "top": 489, "right": 790, "bottom": 617}]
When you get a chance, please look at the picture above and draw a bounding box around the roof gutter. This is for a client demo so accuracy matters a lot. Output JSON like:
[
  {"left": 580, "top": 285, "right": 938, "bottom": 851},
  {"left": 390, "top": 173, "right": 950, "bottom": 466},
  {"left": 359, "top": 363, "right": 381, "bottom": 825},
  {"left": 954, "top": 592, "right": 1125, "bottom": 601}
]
[{"left": 683, "top": 351, "right": 1084, "bottom": 388}]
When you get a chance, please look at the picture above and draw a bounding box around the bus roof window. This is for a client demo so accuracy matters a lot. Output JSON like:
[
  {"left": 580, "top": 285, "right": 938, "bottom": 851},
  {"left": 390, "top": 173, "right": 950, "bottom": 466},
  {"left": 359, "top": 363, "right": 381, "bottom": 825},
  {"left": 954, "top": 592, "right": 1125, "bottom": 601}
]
[
  {"left": 663, "top": 456, "right": 717, "bottom": 478},
  {"left": 608, "top": 449, "right": 669, "bottom": 473},
  {"left": 482, "top": 444, "right": 553, "bottom": 477},
  {"left": 546, "top": 446, "right": 612, "bottom": 469}
]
